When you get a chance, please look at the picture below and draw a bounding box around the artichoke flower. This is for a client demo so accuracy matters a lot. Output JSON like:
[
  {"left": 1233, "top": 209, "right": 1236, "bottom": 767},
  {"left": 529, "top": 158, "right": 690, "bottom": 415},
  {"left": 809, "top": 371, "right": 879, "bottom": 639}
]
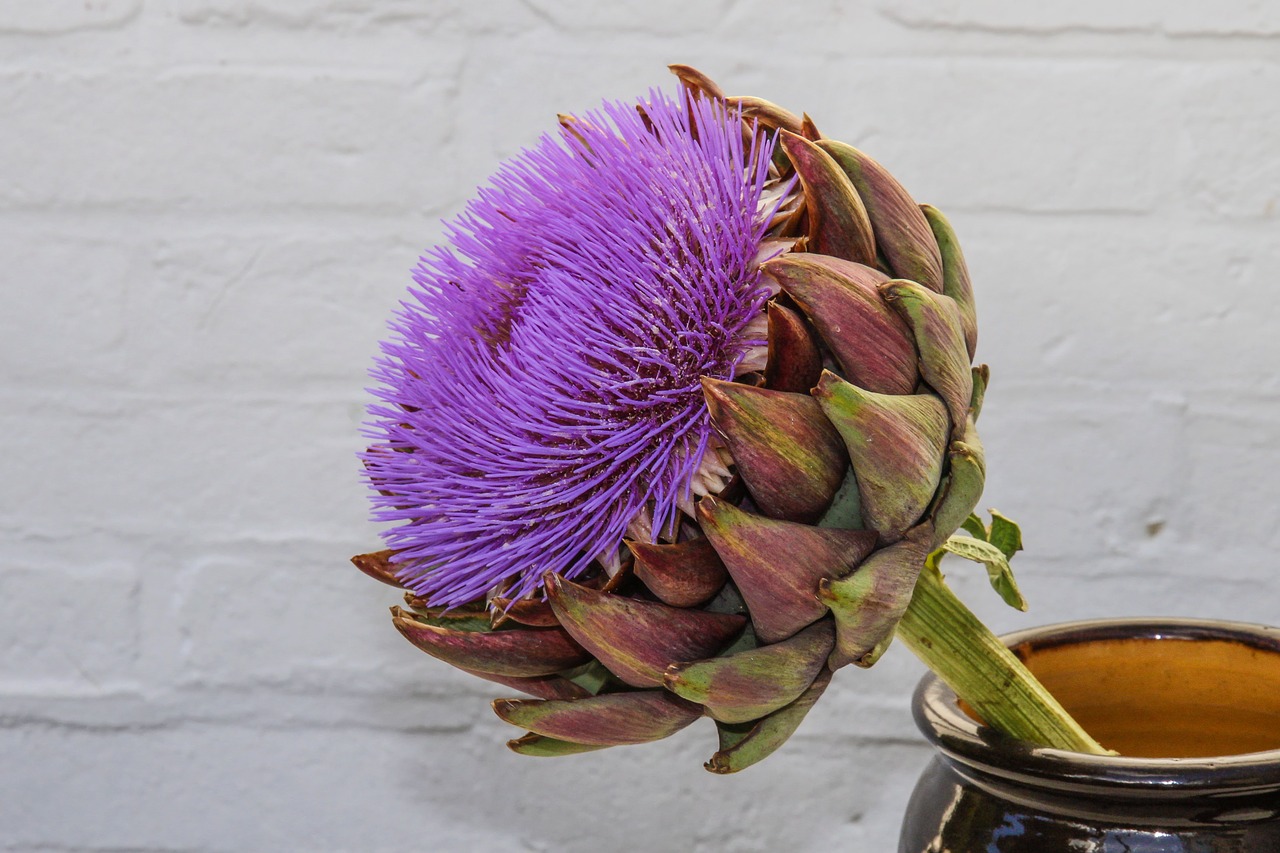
[{"left": 354, "top": 66, "right": 988, "bottom": 773}]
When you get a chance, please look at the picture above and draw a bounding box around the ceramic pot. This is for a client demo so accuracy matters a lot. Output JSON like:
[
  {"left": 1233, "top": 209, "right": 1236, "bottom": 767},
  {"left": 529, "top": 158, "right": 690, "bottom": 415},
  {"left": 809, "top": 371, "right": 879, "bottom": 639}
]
[{"left": 899, "top": 618, "right": 1280, "bottom": 852}]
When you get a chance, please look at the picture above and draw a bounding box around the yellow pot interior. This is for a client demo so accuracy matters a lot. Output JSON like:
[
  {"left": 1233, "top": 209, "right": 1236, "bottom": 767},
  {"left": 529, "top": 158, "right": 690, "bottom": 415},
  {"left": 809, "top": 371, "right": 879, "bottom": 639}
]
[{"left": 1008, "top": 635, "right": 1280, "bottom": 759}]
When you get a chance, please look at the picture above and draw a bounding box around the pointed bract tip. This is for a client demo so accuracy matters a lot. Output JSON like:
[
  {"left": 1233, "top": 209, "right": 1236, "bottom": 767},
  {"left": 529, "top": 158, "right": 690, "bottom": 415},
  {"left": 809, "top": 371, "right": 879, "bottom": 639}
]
[
  {"left": 389, "top": 605, "right": 417, "bottom": 631},
  {"left": 506, "top": 732, "right": 610, "bottom": 757},
  {"left": 811, "top": 368, "right": 842, "bottom": 396},
  {"left": 815, "top": 577, "right": 836, "bottom": 604},
  {"left": 777, "top": 128, "right": 805, "bottom": 153},
  {"left": 800, "top": 113, "right": 820, "bottom": 141},
  {"left": 667, "top": 64, "right": 726, "bottom": 98},
  {"left": 351, "top": 550, "right": 405, "bottom": 588},
  {"left": 699, "top": 376, "right": 728, "bottom": 417}
]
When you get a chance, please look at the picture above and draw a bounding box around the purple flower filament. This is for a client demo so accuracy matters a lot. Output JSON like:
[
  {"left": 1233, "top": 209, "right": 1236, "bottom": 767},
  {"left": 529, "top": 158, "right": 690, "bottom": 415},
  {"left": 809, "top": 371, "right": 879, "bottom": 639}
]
[{"left": 364, "top": 91, "right": 777, "bottom": 607}]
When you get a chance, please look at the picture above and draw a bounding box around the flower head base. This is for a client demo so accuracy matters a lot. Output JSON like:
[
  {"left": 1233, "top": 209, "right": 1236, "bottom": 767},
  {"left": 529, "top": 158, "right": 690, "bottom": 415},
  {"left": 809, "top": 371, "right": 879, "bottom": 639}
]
[{"left": 364, "top": 92, "right": 778, "bottom": 606}]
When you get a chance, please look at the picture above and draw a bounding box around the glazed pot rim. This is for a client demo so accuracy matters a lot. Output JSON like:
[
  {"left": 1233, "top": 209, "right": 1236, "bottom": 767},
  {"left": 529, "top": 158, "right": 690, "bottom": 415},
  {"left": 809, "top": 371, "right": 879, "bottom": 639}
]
[{"left": 912, "top": 616, "right": 1280, "bottom": 795}]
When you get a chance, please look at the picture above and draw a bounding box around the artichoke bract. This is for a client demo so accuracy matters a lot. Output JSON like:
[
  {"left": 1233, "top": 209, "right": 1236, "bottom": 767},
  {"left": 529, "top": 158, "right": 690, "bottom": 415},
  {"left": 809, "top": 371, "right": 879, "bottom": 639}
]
[{"left": 355, "top": 66, "right": 987, "bottom": 773}]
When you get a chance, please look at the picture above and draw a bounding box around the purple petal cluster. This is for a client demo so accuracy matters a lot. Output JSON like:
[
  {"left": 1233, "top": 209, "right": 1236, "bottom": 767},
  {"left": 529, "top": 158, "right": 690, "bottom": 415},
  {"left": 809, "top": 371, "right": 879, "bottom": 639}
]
[{"left": 364, "top": 92, "right": 777, "bottom": 607}]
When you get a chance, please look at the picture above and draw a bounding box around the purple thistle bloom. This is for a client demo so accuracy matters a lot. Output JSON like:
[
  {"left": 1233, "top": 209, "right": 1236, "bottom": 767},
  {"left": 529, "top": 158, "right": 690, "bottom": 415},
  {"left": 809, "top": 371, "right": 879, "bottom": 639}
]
[{"left": 364, "top": 91, "right": 779, "bottom": 607}]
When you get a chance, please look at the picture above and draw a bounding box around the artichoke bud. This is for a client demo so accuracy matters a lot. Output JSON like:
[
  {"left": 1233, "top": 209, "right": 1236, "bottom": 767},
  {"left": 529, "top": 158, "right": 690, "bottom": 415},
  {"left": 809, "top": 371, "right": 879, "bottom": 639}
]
[
  {"left": 812, "top": 371, "right": 949, "bottom": 544},
  {"left": 762, "top": 254, "right": 917, "bottom": 396},
  {"left": 697, "top": 496, "right": 876, "bottom": 643},
  {"left": 778, "top": 130, "right": 877, "bottom": 266},
  {"left": 494, "top": 691, "right": 703, "bottom": 747},
  {"left": 817, "top": 139, "right": 945, "bottom": 293},
  {"left": 359, "top": 66, "right": 994, "bottom": 773},
  {"left": 664, "top": 620, "right": 835, "bottom": 723}
]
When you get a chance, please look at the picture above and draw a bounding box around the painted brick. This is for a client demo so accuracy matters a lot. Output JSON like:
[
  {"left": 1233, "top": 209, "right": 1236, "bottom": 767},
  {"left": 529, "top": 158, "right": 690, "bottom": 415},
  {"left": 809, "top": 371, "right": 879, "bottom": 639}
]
[
  {"left": 0, "top": 222, "right": 426, "bottom": 394},
  {"left": 173, "top": 544, "right": 431, "bottom": 691},
  {"left": 460, "top": 49, "right": 1184, "bottom": 213},
  {"left": 0, "top": 563, "right": 141, "bottom": 694},
  {"left": 0, "top": 397, "right": 368, "bottom": 542},
  {"left": 0, "top": 0, "right": 141, "bottom": 34},
  {"left": 139, "top": 229, "right": 415, "bottom": 390},
  {"left": 1174, "top": 401, "right": 1280, "bottom": 550},
  {"left": 1179, "top": 63, "right": 1280, "bottom": 219},
  {"left": 169, "top": 0, "right": 536, "bottom": 34},
  {"left": 5, "top": 5, "right": 1280, "bottom": 852},
  {"left": 828, "top": 61, "right": 1182, "bottom": 214},
  {"left": 0, "top": 725, "right": 524, "bottom": 852},
  {"left": 882, "top": 0, "right": 1280, "bottom": 36},
  {"left": 2, "top": 228, "right": 141, "bottom": 389},
  {"left": 959, "top": 215, "right": 1280, "bottom": 388},
  {"left": 1164, "top": 3, "right": 1280, "bottom": 35},
  {"left": 0, "top": 69, "right": 460, "bottom": 213},
  {"left": 977, "top": 390, "right": 1185, "bottom": 562}
]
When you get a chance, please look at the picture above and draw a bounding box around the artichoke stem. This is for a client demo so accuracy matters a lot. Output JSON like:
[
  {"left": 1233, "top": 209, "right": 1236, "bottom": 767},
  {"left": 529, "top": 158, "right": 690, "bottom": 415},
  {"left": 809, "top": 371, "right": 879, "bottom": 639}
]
[{"left": 897, "top": 565, "right": 1110, "bottom": 755}]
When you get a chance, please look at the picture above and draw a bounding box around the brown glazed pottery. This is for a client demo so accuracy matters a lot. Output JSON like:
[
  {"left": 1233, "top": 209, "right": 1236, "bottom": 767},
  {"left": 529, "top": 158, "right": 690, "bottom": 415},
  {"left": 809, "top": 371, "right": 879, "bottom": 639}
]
[{"left": 899, "top": 618, "right": 1280, "bottom": 852}]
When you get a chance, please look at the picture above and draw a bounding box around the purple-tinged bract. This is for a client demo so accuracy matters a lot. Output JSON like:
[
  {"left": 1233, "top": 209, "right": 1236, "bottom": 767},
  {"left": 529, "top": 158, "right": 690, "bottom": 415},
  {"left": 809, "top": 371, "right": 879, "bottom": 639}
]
[{"left": 364, "top": 92, "right": 777, "bottom": 607}]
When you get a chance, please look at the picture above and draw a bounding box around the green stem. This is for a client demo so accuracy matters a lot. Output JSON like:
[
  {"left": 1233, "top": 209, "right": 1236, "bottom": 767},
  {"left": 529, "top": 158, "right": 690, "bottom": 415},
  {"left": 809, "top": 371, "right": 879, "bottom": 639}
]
[{"left": 897, "top": 565, "right": 1109, "bottom": 755}]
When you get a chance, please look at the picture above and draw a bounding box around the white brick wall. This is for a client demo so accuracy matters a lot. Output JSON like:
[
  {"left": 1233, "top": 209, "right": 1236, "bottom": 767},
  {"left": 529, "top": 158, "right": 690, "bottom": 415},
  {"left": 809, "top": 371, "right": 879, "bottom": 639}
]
[{"left": 4, "top": 3, "right": 1278, "bottom": 850}]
